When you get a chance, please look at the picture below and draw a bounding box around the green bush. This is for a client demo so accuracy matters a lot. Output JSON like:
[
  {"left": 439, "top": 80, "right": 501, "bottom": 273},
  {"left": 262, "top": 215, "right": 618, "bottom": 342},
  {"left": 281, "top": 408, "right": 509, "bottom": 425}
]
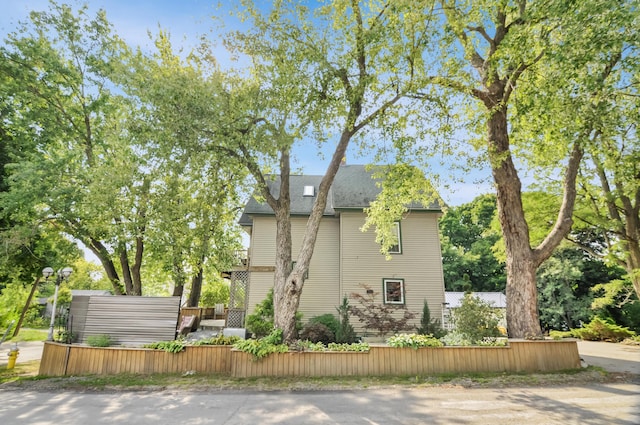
[
  {"left": 309, "top": 314, "right": 340, "bottom": 337},
  {"left": 87, "top": 334, "right": 113, "bottom": 347},
  {"left": 326, "top": 342, "right": 370, "bottom": 352},
  {"left": 451, "top": 293, "right": 501, "bottom": 342},
  {"left": 571, "top": 317, "right": 636, "bottom": 342},
  {"left": 245, "top": 290, "right": 275, "bottom": 338},
  {"left": 549, "top": 330, "right": 573, "bottom": 340},
  {"left": 245, "top": 289, "right": 303, "bottom": 338},
  {"left": 144, "top": 339, "right": 186, "bottom": 353},
  {"left": 335, "top": 296, "right": 357, "bottom": 343},
  {"left": 300, "top": 322, "right": 335, "bottom": 344},
  {"left": 387, "top": 333, "right": 443, "bottom": 349},
  {"left": 233, "top": 329, "right": 288, "bottom": 360},
  {"left": 416, "top": 300, "right": 446, "bottom": 338},
  {"left": 292, "top": 340, "right": 371, "bottom": 352},
  {"left": 440, "top": 331, "right": 473, "bottom": 346},
  {"left": 191, "top": 335, "right": 240, "bottom": 346}
]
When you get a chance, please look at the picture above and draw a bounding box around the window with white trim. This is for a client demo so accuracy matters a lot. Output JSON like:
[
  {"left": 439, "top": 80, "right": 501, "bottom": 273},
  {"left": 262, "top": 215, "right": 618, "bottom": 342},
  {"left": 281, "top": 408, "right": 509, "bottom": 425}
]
[
  {"left": 383, "top": 278, "right": 405, "bottom": 304},
  {"left": 388, "top": 222, "right": 402, "bottom": 254}
]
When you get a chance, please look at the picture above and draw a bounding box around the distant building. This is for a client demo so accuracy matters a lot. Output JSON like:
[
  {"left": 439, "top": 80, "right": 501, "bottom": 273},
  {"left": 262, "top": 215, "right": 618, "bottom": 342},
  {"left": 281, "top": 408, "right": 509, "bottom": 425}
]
[{"left": 443, "top": 291, "right": 507, "bottom": 331}]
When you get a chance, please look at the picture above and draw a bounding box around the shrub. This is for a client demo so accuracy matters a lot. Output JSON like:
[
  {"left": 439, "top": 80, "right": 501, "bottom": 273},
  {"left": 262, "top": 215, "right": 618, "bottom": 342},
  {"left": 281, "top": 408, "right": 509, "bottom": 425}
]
[
  {"left": 144, "top": 339, "right": 186, "bottom": 353},
  {"left": 245, "top": 289, "right": 303, "bottom": 338},
  {"left": 387, "top": 333, "right": 443, "bottom": 349},
  {"left": 86, "top": 334, "right": 113, "bottom": 347},
  {"left": 451, "top": 293, "right": 501, "bottom": 342},
  {"left": 549, "top": 330, "right": 573, "bottom": 340},
  {"left": 476, "top": 337, "right": 508, "bottom": 346},
  {"left": 57, "top": 329, "right": 76, "bottom": 344},
  {"left": 309, "top": 314, "right": 340, "bottom": 337},
  {"left": 233, "top": 329, "right": 288, "bottom": 360},
  {"left": 440, "top": 331, "right": 473, "bottom": 346},
  {"left": 335, "top": 296, "right": 357, "bottom": 343},
  {"left": 245, "top": 290, "right": 275, "bottom": 338},
  {"left": 349, "top": 284, "right": 416, "bottom": 337},
  {"left": 292, "top": 340, "right": 371, "bottom": 352},
  {"left": 191, "top": 335, "right": 240, "bottom": 346},
  {"left": 300, "top": 322, "right": 335, "bottom": 344},
  {"left": 416, "top": 300, "right": 446, "bottom": 338},
  {"left": 326, "top": 342, "right": 370, "bottom": 352},
  {"left": 571, "top": 317, "right": 636, "bottom": 342}
]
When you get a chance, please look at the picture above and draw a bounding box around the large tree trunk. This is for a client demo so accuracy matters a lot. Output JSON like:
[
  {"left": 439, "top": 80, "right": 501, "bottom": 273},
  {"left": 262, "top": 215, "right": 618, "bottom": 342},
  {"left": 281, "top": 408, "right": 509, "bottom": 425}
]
[
  {"left": 171, "top": 252, "right": 186, "bottom": 297},
  {"left": 187, "top": 266, "right": 204, "bottom": 308},
  {"left": 119, "top": 245, "right": 134, "bottom": 295},
  {"left": 487, "top": 104, "right": 543, "bottom": 338},
  {"left": 272, "top": 132, "right": 353, "bottom": 342},
  {"left": 272, "top": 152, "right": 296, "bottom": 341},
  {"left": 86, "top": 237, "right": 124, "bottom": 295}
]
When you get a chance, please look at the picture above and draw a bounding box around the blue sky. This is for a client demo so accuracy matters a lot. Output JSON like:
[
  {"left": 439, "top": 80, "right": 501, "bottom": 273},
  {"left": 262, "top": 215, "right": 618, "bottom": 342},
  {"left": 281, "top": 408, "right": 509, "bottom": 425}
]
[{"left": 0, "top": 0, "right": 494, "bottom": 206}]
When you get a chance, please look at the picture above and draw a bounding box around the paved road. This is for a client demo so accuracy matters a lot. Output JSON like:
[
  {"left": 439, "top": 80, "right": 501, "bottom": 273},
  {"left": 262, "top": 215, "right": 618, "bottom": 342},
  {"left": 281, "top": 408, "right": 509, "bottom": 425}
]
[
  {"left": 1, "top": 383, "right": 638, "bottom": 424},
  {"left": 577, "top": 340, "right": 640, "bottom": 374},
  {"left": 1, "top": 339, "right": 639, "bottom": 424}
]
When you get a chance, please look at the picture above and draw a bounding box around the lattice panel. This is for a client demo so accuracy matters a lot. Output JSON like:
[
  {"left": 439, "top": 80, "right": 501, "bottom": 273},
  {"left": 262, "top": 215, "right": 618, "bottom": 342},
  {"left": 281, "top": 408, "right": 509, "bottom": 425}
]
[
  {"left": 229, "top": 271, "right": 248, "bottom": 309},
  {"left": 226, "top": 308, "right": 246, "bottom": 328},
  {"left": 228, "top": 270, "right": 249, "bottom": 327}
]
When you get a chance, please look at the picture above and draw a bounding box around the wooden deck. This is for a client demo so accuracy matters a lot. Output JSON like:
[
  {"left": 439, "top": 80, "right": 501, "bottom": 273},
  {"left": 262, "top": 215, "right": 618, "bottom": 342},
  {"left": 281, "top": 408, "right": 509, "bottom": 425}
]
[{"left": 39, "top": 340, "right": 580, "bottom": 377}]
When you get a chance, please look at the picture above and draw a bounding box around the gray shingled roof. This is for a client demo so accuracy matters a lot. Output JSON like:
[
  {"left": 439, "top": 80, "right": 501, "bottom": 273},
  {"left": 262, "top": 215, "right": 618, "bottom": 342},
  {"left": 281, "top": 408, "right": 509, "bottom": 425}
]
[{"left": 239, "top": 165, "right": 440, "bottom": 226}]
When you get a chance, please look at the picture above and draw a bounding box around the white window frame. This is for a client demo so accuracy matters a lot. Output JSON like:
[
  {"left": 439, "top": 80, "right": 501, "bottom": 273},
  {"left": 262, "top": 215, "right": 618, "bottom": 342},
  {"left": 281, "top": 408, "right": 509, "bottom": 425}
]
[
  {"left": 388, "top": 222, "right": 402, "bottom": 254},
  {"left": 383, "top": 278, "right": 405, "bottom": 305}
]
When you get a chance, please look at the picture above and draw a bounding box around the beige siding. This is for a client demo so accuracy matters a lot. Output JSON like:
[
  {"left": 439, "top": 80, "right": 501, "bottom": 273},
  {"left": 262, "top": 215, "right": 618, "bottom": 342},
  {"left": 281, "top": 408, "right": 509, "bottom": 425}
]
[
  {"left": 340, "top": 211, "right": 445, "bottom": 334},
  {"left": 295, "top": 217, "right": 340, "bottom": 321},
  {"left": 246, "top": 216, "right": 341, "bottom": 320}
]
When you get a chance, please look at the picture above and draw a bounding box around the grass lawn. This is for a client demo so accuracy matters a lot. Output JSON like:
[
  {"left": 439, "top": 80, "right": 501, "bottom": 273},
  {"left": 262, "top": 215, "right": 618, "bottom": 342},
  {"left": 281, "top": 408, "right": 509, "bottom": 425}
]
[
  {"left": 5, "top": 328, "right": 48, "bottom": 342},
  {"left": 1, "top": 362, "right": 617, "bottom": 391}
]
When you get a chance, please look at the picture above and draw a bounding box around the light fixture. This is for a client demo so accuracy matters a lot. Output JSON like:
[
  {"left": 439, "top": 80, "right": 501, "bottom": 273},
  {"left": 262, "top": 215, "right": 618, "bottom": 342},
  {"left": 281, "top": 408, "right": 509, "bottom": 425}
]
[{"left": 46, "top": 267, "right": 73, "bottom": 342}]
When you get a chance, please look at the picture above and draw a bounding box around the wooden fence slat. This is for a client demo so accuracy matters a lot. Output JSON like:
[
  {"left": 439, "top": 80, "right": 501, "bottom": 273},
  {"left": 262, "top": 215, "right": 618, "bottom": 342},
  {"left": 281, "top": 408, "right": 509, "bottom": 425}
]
[{"left": 39, "top": 340, "right": 581, "bottom": 378}]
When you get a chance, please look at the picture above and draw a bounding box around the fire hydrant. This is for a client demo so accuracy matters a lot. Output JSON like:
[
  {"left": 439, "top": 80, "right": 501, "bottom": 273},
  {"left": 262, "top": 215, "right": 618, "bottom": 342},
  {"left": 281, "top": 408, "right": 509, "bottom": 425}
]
[{"left": 7, "top": 344, "right": 19, "bottom": 369}]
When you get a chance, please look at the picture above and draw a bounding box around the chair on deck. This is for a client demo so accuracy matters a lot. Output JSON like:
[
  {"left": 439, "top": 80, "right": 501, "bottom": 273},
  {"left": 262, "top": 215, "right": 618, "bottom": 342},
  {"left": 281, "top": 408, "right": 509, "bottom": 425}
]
[
  {"left": 177, "top": 315, "right": 196, "bottom": 337},
  {"left": 213, "top": 304, "right": 227, "bottom": 322}
]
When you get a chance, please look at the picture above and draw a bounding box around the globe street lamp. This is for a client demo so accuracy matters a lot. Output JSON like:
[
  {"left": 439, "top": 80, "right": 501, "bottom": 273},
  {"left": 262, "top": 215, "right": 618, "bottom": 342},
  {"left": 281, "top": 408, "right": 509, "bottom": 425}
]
[
  {"left": 13, "top": 267, "right": 57, "bottom": 338},
  {"left": 45, "top": 267, "right": 73, "bottom": 341}
]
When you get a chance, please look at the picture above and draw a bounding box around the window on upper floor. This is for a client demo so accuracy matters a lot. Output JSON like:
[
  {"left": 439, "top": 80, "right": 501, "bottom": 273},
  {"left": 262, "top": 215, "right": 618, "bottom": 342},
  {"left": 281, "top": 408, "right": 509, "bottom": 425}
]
[
  {"left": 388, "top": 221, "right": 402, "bottom": 254},
  {"left": 383, "top": 278, "right": 405, "bottom": 305}
]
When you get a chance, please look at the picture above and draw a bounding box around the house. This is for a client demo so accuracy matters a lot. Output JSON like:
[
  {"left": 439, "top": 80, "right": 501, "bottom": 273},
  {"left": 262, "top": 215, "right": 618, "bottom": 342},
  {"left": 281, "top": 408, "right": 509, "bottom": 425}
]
[
  {"left": 442, "top": 291, "right": 507, "bottom": 331},
  {"left": 237, "top": 164, "right": 446, "bottom": 334}
]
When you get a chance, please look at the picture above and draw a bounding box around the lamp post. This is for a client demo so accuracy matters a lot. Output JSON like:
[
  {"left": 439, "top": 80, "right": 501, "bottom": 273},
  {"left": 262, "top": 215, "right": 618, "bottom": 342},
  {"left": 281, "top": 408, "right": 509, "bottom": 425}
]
[
  {"left": 45, "top": 267, "right": 73, "bottom": 342},
  {"left": 13, "top": 267, "right": 54, "bottom": 338}
]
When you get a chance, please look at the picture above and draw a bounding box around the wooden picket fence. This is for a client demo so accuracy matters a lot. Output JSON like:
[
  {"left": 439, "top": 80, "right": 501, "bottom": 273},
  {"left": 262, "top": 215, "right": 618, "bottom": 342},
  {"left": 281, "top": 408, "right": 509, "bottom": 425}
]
[{"left": 39, "top": 340, "right": 580, "bottom": 377}]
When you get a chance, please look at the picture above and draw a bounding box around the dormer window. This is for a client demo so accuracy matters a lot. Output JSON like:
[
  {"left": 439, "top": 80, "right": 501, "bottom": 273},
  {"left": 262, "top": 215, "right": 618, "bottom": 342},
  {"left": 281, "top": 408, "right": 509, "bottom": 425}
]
[{"left": 303, "top": 185, "right": 315, "bottom": 197}]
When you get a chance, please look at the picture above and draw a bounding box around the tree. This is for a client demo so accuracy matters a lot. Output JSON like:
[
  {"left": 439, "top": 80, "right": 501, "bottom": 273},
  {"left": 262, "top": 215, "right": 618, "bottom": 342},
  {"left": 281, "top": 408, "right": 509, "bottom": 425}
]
[
  {"left": 439, "top": 194, "right": 505, "bottom": 292},
  {"left": 570, "top": 75, "right": 640, "bottom": 300},
  {"left": 393, "top": 0, "right": 636, "bottom": 337},
  {"left": 113, "top": 31, "right": 248, "bottom": 303},
  {"left": 206, "top": 0, "right": 435, "bottom": 341},
  {"left": 536, "top": 249, "right": 592, "bottom": 331},
  {"left": 0, "top": 2, "right": 141, "bottom": 294},
  {"left": 0, "top": 3, "right": 245, "bottom": 298}
]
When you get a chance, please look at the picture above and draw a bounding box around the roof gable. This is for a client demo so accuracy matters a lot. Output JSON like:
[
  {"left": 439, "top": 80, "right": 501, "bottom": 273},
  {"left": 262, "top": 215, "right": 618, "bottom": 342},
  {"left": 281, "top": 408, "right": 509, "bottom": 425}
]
[{"left": 240, "top": 165, "right": 441, "bottom": 226}]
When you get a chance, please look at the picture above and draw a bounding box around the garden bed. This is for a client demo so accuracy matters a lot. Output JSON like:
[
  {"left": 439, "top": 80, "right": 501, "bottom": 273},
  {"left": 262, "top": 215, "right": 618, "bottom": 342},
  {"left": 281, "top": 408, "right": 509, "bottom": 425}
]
[{"left": 39, "top": 340, "right": 580, "bottom": 377}]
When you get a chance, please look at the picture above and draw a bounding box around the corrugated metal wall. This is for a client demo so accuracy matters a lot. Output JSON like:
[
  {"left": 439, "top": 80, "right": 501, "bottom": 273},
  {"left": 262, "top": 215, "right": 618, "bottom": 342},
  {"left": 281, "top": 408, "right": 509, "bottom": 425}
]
[{"left": 69, "top": 296, "right": 181, "bottom": 347}]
